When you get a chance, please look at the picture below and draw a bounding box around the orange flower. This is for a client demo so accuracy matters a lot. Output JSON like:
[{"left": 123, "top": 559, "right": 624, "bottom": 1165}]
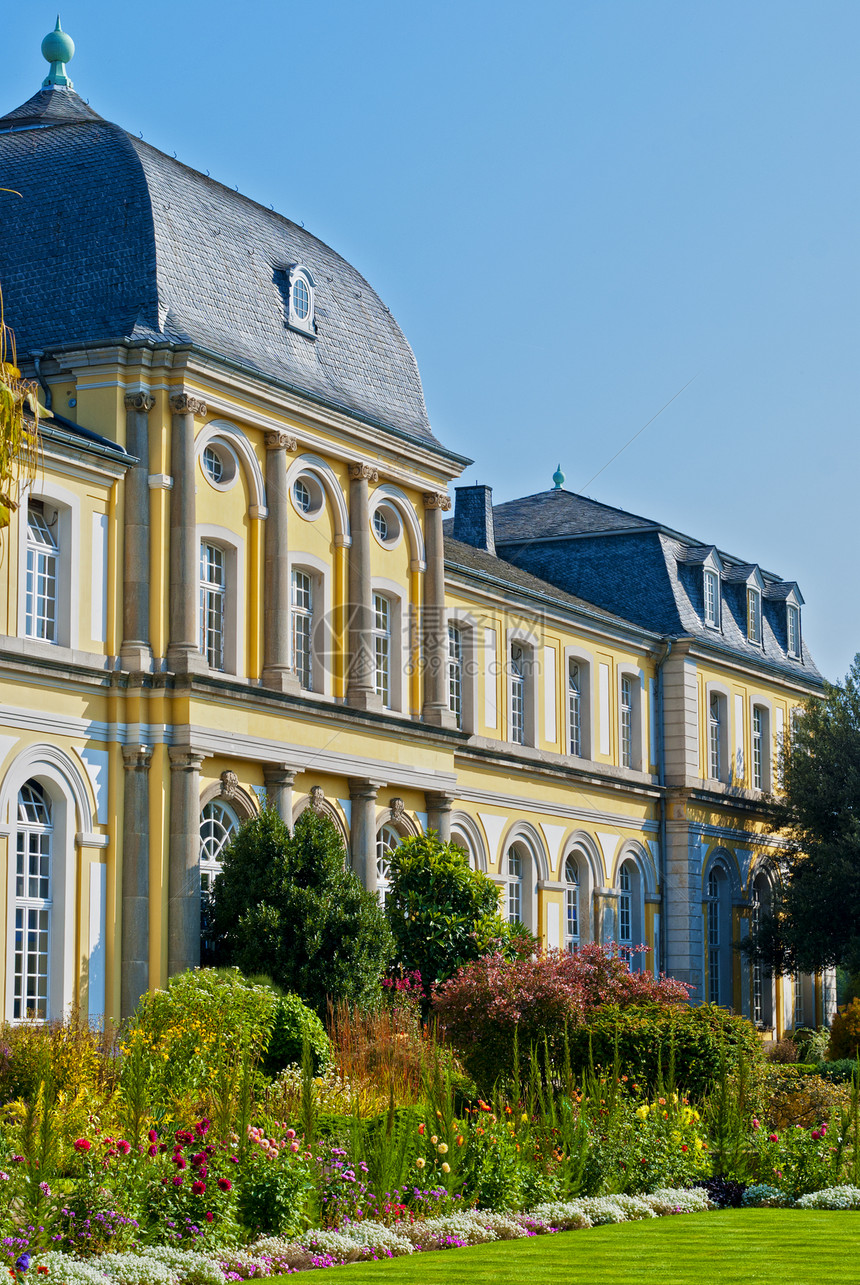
[{"left": 417, "top": 1123, "right": 425, "bottom": 1135}]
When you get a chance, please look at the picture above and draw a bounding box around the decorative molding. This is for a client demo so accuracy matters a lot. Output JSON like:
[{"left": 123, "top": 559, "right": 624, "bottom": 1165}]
[
  {"left": 423, "top": 491, "right": 452, "bottom": 512},
  {"left": 169, "top": 393, "right": 207, "bottom": 417},
  {"left": 76, "top": 832, "right": 110, "bottom": 849},
  {"left": 308, "top": 784, "right": 326, "bottom": 814},
  {"left": 121, "top": 745, "right": 152, "bottom": 771},
  {"left": 219, "top": 769, "right": 240, "bottom": 800},
  {"left": 389, "top": 797, "right": 406, "bottom": 823},
  {"left": 168, "top": 747, "right": 206, "bottom": 772},
  {"left": 124, "top": 392, "right": 156, "bottom": 413},
  {"left": 265, "top": 431, "right": 298, "bottom": 451},
  {"left": 148, "top": 474, "right": 173, "bottom": 490},
  {"left": 349, "top": 462, "right": 380, "bottom": 483}
]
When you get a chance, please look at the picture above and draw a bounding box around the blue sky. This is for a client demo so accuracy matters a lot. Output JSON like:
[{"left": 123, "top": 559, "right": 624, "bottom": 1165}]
[{"left": 2, "top": 3, "right": 857, "bottom": 679}]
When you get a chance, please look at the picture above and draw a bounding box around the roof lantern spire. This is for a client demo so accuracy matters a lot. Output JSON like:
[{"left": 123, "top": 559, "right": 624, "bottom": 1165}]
[
  {"left": 41, "top": 16, "right": 75, "bottom": 89},
  {"left": 552, "top": 463, "right": 565, "bottom": 490}
]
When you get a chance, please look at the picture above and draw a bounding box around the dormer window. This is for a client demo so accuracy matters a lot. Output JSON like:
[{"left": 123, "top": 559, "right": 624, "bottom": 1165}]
[
  {"left": 747, "top": 587, "right": 762, "bottom": 645},
  {"left": 787, "top": 604, "right": 801, "bottom": 659},
  {"left": 287, "top": 266, "right": 315, "bottom": 336},
  {"left": 704, "top": 569, "right": 720, "bottom": 629}
]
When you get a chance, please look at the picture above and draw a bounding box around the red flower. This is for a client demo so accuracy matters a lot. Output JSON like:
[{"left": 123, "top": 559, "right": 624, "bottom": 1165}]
[
  {"left": 197, "top": 1167, "right": 208, "bottom": 1180},
  {"left": 217, "top": 1178, "right": 232, "bottom": 1192},
  {"left": 148, "top": 1129, "right": 158, "bottom": 1144},
  {"left": 768, "top": 1134, "right": 779, "bottom": 1143},
  {"left": 73, "top": 1139, "right": 91, "bottom": 1153},
  {"left": 36, "top": 1269, "right": 48, "bottom": 1276},
  {"left": 116, "top": 1141, "right": 131, "bottom": 1156},
  {"left": 148, "top": 1146, "right": 158, "bottom": 1158},
  {"left": 205, "top": 1212, "right": 214, "bottom": 1223},
  {"left": 192, "top": 1180, "right": 206, "bottom": 1195},
  {"left": 172, "top": 1155, "right": 187, "bottom": 1169},
  {"left": 191, "top": 1153, "right": 207, "bottom": 1168},
  {"left": 681, "top": 1144, "right": 688, "bottom": 1152},
  {"left": 172, "top": 1176, "right": 183, "bottom": 1188},
  {"left": 194, "top": 1119, "right": 211, "bottom": 1138}
]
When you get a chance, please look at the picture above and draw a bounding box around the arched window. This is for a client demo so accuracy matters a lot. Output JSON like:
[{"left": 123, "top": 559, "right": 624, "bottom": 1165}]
[
  {"left": 376, "top": 823, "right": 400, "bottom": 901},
  {"left": 25, "top": 502, "right": 59, "bottom": 642},
  {"left": 705, "top": 864, "right": 733, "bottom": 1006},
  {"left": 507, "top": 847, "right": 523, "bottom": 923},
  {"left": 750, "top": 873, "right": 774, "bottom": 1027},
  {"left": 448, "top": 624, "right": 463, "bottom": 728},
  {"left": 564, "top": 855, "right": 580, "bottom": 953},
  {"left": 617, "top": 858, "right": 645, "bottom": 970},
  {"left": 199, "top": 800, "right": 240, "bottom": 964},
  {"left": 15, "top": 782, "right": 52, "bottom": 1020}
]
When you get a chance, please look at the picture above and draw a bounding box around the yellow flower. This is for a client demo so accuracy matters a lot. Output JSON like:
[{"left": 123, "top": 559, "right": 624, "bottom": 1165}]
[
  {"left": 437, "top": 1142, "right": 448, "bottom": 1154},
  {"left": 441, "top": 1162, "right": 450, "bottom": 1174},
  {"left": 635, "top": 1105, "right": 649, "bottom": 1120},
  {"left": 521, "top": 1113, "right": 528, "bottom": 1123},
  {"left": 415, "top": 1157, "right": 426, "bottom": 1169}
]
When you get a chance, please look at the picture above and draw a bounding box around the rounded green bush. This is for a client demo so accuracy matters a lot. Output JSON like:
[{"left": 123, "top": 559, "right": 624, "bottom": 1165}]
[{"left": 264, "top": 991, "right": 330, "bottom": 1076}]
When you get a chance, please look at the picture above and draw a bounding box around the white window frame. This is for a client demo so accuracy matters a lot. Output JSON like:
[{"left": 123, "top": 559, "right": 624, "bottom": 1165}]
[
  {"left": 506, "top": 631, "right": 539, "bottom": 747},
  {"left": 703, "top": 568, "right": 721, "bottom": 629},
  {"left": 287, "top": 551, "right": 333, "bottom": 697},
  {"left": 747, "top": 586, "right": 763, "bottom": 645},
  {"left": 446, "top": 611, "right": 479, "bottom": 735},
  {"left": 369, "top": 579, "right": 407, "bottom": 714},
  {"left": 196, "top": 525, "right": 245, "bottom": 677},
  {"left": 287, "top": 265, "right": 316, "bottom": 336},
  {"left": 24, "top": 501, "right": 59, "bottom": 644},
  {"left": 706, "top": 683, "right": 731, "bottom": 784},
  {"left": 563, "top": 647, "right": 594, "bottom": 759},
  {"left": 787, "top": 603, "right": 801, "bottom": 659},
  {"left": 199, "top": 541, "right": 227, "bottom": 671},
  {"left": 564, "top": 854, "right": 580, "bottom": 953},
  {"left": 17, "top": 486, "right": 80, "bottom": 652},
  {"left": 617, "top": 667, "right": 644, "bottom": 771},
  {"left": 750, "top": 698, "right": 772, "bottom": 793},
  {"left": 291, "top": 568, "right": 314, "bottom": 691},
  {"left": 616, "top": 856, "right": 646, "bottom": 969},
  {"left": 375, "top": 821, "right": 401, "bottom": 902},
  {"left": 14, "top": 782, "right": 53, "bottom": 1022}
]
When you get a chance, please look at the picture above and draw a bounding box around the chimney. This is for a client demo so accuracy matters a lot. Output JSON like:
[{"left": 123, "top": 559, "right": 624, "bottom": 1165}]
[{"left": 453, "top": 484, "right": 495, "bottom": 555}]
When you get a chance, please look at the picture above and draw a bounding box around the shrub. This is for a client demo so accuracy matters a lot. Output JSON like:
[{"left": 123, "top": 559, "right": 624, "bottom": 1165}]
[
  {"left": 568, "top": 1004, "right": 763, "bottom": 1099},
  {"left": 793, "top": 1026, "right": 830, "bottom": 1064},
  {"left": 766, "top": 1038, "right": 799, "bottom": 1064},
  {"left": 761, "top": 1066, "right": 851, "bottom": 1130},
  {"left": 818, "top": 1058, "right": 860, "bottom": 1083},
  {"left": 212, "top": 806, "right": 394, "bottom": 1014},
  {"left": 262, "top": 991, "right": 330, "bottom": 1077},
  {"left": 559, "top": 944, "right": 691, "bottom": 1013},
  {"left": 742, "top": 1183, "right": 792, "bottom": 1208},
  {"left": 796, "top": 1184, "right": 860, "bottom": 1210},
  {"left": 828, "top": 998, "right": 860, "bottom": 1060},
  {"left": 385, "top": 834, "right": 527, "bottom": 991}
]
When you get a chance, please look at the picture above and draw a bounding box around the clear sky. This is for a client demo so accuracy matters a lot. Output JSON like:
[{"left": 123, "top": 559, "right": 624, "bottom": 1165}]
[{"left": 2, "top": 3, "right": 857, "bottom": 680}]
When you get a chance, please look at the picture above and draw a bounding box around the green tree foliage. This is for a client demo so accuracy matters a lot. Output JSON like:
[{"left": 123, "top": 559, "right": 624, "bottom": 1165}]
[
  {"left": 211, "top": 805, "right": 394, "bottom": 1014},
  {"left": 384, "top": 832, "right": 534, "bottom": 990},
  {"left": 747, "top": 656, "right": 860, "bottom": 976}
]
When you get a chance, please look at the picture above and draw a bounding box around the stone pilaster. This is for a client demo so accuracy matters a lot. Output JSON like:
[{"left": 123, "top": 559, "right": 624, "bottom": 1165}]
[
  {"left": 168, "top": 747, "right": 205, "bottom": 975},
  {"left": 422, "top": 492, "right": 456, "bottom": 728},
  {"left": 425, "top": 790, "right": 456, "bottom": 842},
  {"left": 120, "top": 393, "right": 156, "bottom": 672},
  {"left": 346, "top": 463, "right": 382, "bottom": 712},
  {"left": 263, "top": 763, "right": 296, "bottom": 828},
  {"left": 348, "top": 777, "right": 381, "bottom": 892},
  {"left": 121, "top": 744, "right": 152, "bottom": 1018},
  {"left": 166, "top": 393, "right": 209, "bottom": 676},
  {"left": 662, "top": 788, "right": 705, "bottom": 998},
  {"left": 262, "top": 431, "right": 300, "bottom": 692}
]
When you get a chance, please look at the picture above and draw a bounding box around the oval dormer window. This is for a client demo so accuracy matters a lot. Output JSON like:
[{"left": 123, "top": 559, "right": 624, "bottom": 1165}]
[{"left": 288, "top": 266, "right": 315, "bottom": 336}]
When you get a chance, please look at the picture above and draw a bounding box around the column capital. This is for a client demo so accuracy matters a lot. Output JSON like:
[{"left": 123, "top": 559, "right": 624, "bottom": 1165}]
[
  {"left": 124, "top": 392, "right": 156, "bottom": 413},
  {"left": 425, "top": 789, "right": 456, "bottom": 810},
  {"left": 122, "top": 744, "right": 153, "bottom": 770},
  {"left": 423, "top": 491, "right": 451, "bottom": 511},
  {"left": 265, "top": 430, "right": 298, "bottom": 451},
  {"left": 348, "top": 776, "right": 384, "bottom": 801},
  {"left": 349, "top": 462, "right": 379, "bottom": 483},
  {"left": 169, "top": 392, "right": 207, "bottom": 417},
  {"left": 168, "top": 746, "right": 206, "bottom": 772},
  {"left": 263, "top": 763, "right": 297, "bottom": 788}
]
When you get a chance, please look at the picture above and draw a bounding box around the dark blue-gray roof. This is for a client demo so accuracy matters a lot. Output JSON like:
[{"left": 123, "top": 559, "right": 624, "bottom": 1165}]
[{"left": 0, "top": 86, "right": 442, "bottom": 449}]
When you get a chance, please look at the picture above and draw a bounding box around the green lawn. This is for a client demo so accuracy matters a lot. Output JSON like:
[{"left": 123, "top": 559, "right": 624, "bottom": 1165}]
[{"left": 314, "top": 1210, "right": 860, "bottom": 1285}]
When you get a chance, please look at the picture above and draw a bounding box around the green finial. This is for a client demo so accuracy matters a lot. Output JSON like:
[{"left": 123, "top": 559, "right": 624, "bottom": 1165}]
[
  {"left": 552, "top": 463, "right": 565, "bottom": 490},
  {"left": 42, "top": 16, "right": 75, "bottom": 89}
]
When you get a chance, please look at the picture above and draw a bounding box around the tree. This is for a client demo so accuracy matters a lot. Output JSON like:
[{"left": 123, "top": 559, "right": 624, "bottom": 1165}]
[
  {"left": 384, "top": 832, "right": 534, "bottom": 992},
  {"left": 0, "top": 279, "right": 44, "bottom": 530},
  {"left": 746, "top": 655, "right": 860, "bottom": 976},
  {"left": 211, "top": 805, "right": 394, "bottom": 1014}
]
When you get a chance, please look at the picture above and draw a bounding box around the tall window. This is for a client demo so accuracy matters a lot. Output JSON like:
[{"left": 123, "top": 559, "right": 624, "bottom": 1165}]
[
  {"left": 752, "top": 706, "right": 764, "bottom": 790},
  {"left": 510, "top": 645, "right": 525, "bottom": 745},
  {"left": 15, "top": 782, "right": 52, "bottom": 1021},
  {"left": 707, "top": 868, "right": 721, "bottom": 1005},
  {"left": 507, "top": 847, "right": 523, "bottom": 923},
  {"left": 25, "top": 501, "right": 58, "bottom": 642},
  {"left": 292, "top": 570, "right": 314, "bottom": 691},
  {"left": 199, "top": 800, "right": 240, "bottom": 964},
  {"left": 568, "top": 661, "right": 582, "bottom": 757},
  {"left": 376, "top": 823, "right": 400, "bottom": 901},
  {"left": 564, "top": 855, "right": 580, "bottom": 953},
  {"left": 794, "top": 972, "right": 805, "bottom": 1028},
  {"left": 747, "top": 587, "right": 762, "bottom": 644},
  {"left": 448, "top": 624, "right": 463, "bottom": 728},
  {"left": 709, "top": 693, "right": 723, "bottom": 780},
  {"left": 199, "top": 542, "right": 226, "bottom": 670},
  {"left": 751, "top": 883, "right": 763, "bottom": 1024},
  {"left": 372, "top": 594, "right": 391, "bottom": 708},
  {"left": 704, "top": 569, "right": 720, "bottom": 628},
  {"left": 620, "top": 676, "right": 633, "bottom": 767},
  {"left": 618, "top": 863, "right": 632, "bottom": 947},
  {"left": 787, "top": 605, "right": 801, "bottom": 658}
]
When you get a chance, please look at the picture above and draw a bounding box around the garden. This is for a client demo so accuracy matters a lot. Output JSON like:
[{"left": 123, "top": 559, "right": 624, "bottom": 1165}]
[{"left": 3, "top": 811, "right": 860, "bottom": 1285}]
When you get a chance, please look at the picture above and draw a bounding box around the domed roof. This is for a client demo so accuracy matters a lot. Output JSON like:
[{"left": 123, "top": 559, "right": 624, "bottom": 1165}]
[{"left": 0, "top": 83, "right": 438, "bottom": 446}]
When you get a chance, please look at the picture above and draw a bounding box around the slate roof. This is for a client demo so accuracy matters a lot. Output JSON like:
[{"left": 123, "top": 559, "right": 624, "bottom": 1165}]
[
  {"left": 451, "top": 489, "right": 822, "bottom": 684},
  {"left": 0, "top": 86, "right": 445, "bottom": 451}
]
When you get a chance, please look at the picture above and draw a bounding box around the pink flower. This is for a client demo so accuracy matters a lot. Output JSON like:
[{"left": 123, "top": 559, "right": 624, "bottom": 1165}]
[
  {"left": 198, "top": 1167, "right": 208, "bottom": 1180},
  {"left": 117, "top": 1141, "right": 131, "bottom": 1155},
  {"left": 289, "top": 1141, "right": 300, "bottom": 1153},
  {"left": 73, "top": 1139, "right": 91, "bottom": 1153},
  {"left": 192, "top": 1180, "right": 206, "bottom": 1195},
  {"left": 173, "top": 1155, "right": 187, "bottom": 1169},
  {"left": 752, "top": 1118, "right": 760, "bottom": 1130},
  {"left": 148, "top": 1146, "right": 158, "bottom": 1158},
  {"left": 769, "top": 1134, "right": 778, "bottom": 1143},
  {"left": 217, "top": 1178, "right": 232, "bottom": 1192},
  {"left": 194, "top": 1119, "right": 211, "bottom": 1138},
  {"left": 148, "top": 1129, "right": 158, "bottom": 1144},
  {"left": 820, "top": 1123, "right": 828, "bottom": 1135},
  {"left": 285, "top": 1129, "right": 296, "bottom": 1140}
]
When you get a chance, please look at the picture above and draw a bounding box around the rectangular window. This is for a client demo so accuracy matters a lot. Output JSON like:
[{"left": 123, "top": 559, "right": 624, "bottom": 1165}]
[
  {"left": 373, "top": 593, "right": 391, "bottom": 708},
  {"left": 508, "top": 850, "right": 522, "bottom": 924},
  {"left": 794, "top": 972, "right": 804, "bottom": 1028},
  {"left": 620, "top": 676, "right": 633, "bottom": 768},
  {"left": 510, "top": 644, "right": 525, "bottom": 745},
  {"left": 704, "top": 569, "right": 719, "bottom": 628},
  {"left": 787, "top": 605, "right": 800, "bottom": 658},
  {"left": 707, "top": 871, "right": 720, "bottom": 1004},
  {"left": 709, "top": 693, "right": 722, "bottom": 780},
  {"left": 291, "top": 569, "right": 314, "bottom": 691},
  {"left": 752, "top": 706, "right": 764, "bottom": 790},
  {"left": 25, "top": 502, "right": 58, "bottom": 642},
  {"left": 565, "top": 885, "right": 579, "bottom": 953},
  {"left": 199, "top": 542, "right": 226, "bottom": 670},
  {"left": 752, "top": 889, "right": 763, "bottom": 1025},
  {"left": 747, "top": 587, "right": 762, "bottom": 644},
  {"left": 448, "top": 624, "right": 463, "bottom": 728},
  {"left": 568, "top": 662, "right": 582, "bottom": 757},
  {"left": 619, "top": 865, "right": 632, "bottom": 944}
]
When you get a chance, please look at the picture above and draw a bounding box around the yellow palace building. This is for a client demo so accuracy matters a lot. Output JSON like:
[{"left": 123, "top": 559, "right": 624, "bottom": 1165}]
[{"left": 0, "top": 24, "right": 832, "bottom": 1031}]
